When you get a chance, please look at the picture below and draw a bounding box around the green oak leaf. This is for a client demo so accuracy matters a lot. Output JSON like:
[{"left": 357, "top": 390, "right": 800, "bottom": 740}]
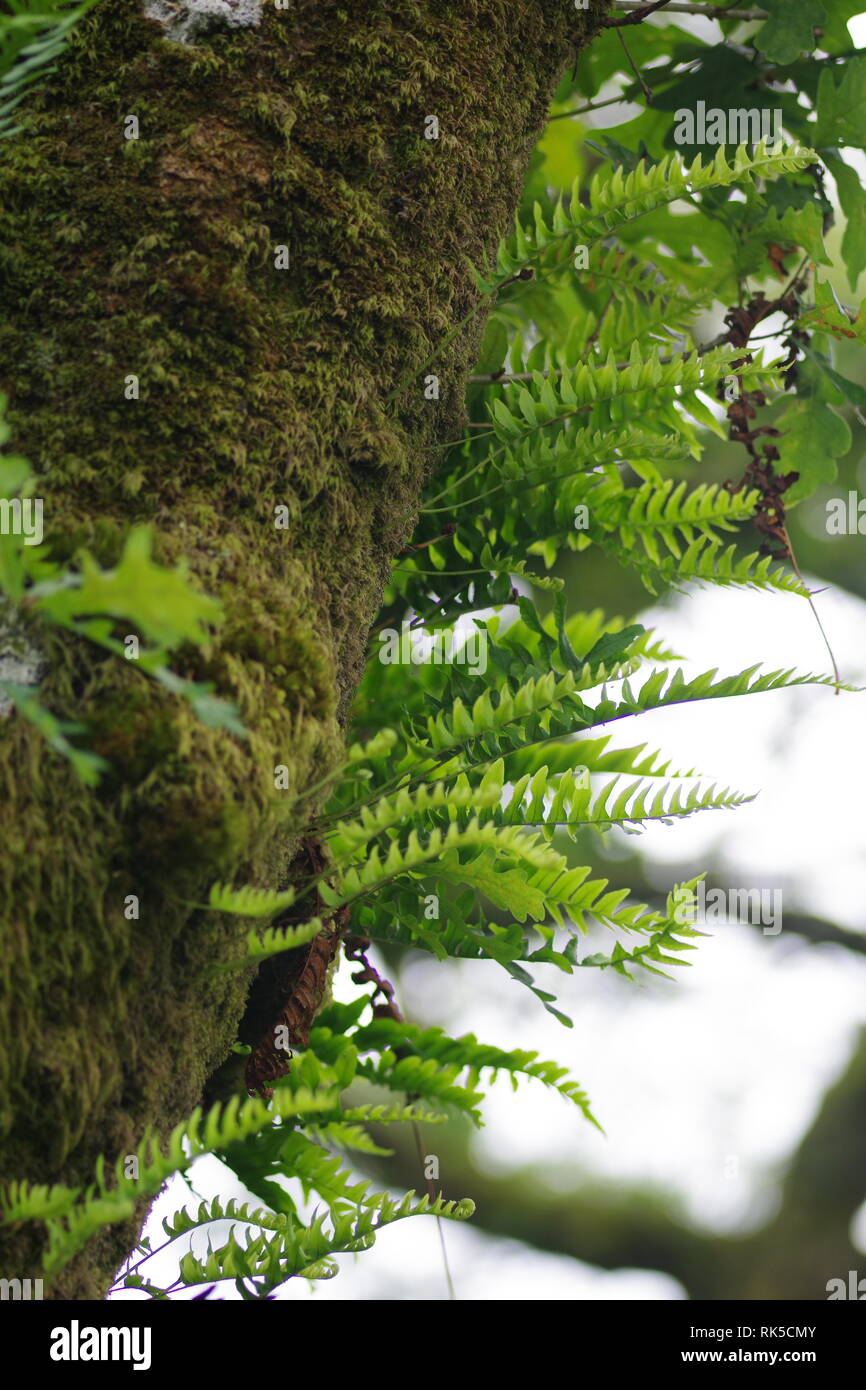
[
  {"left": 766, "top": 202, "right": 831, "bottom": 267},
  {"left": 33, "top": 526, "right": 222, "bottom": 650},
  {"left": 436, "top": 853, "right": 548, "bottom": 922},
  {"left": 796, "top": 279, "right": 866, "bottom": 344},
  {"left": 755, "top": 0, "right": 826, "bottom": 66},
  {"left": 777, "top": 395, "right": 852, "bottom": 502},
  {"left": 824, "top": 152, "right": 866, "bottom": 289},
  {"left": 815, "top": 55, "right": 866, "bottom": 147},
  {"left": 0, "top": 683, "right": 108, "bottom": 786},
  {"left": 820, "top": 0, "right": 866, "bottom": 54}
]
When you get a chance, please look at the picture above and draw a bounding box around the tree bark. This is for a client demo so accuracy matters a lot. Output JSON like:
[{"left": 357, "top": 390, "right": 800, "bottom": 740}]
[{"left": 0, "top": 0, "right": 604, "bottom": 1298}]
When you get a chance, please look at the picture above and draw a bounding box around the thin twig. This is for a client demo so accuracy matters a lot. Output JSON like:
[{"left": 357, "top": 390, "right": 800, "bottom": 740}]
[
  {"left": 547, "top": 93, "right": 634, "bottom": 122},
  {"left": 411, "top": 1119, "right": 456, "bottom": 1301},
  {"left": 780, "top": 525, "right": 842, "bottom": 693},
  {"left": 609, "top": 2, "right": 768, "bottom": 19},
  {"left": 401, "top": 528, "right": 455, "bottom": 554},
  {"left": 604, "top": 0, "right": 676, "bottom": 28},
  {"left": 617, "top": 28, "right": 653, "bottom": 103}
]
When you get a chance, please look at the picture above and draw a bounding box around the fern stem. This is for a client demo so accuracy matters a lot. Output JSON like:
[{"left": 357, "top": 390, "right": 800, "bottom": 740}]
[
  {"left": 412, "top": 1117, "right": 457, "bottom": 1300},
  {"left": 781, "top": 526, "right": 842, "bottom": 692}
]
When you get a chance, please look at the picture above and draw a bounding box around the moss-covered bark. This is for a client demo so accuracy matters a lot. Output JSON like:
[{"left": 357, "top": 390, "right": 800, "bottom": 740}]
[{"left": 0, "top": 0, "right": 603, "bottom": 1297}]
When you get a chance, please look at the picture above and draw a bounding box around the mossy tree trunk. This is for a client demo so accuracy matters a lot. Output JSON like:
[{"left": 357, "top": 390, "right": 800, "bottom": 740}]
[{"left": 0, "top": 0, "right": 603, "bottom": 1297}]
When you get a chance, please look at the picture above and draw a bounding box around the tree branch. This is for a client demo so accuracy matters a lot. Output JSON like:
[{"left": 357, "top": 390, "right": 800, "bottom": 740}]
[
  {"left": 608, "top": 1, "right": 768, "bottom": 21},
  {"left": 604, "top": 0, "right": 673, "bottom": 29}
]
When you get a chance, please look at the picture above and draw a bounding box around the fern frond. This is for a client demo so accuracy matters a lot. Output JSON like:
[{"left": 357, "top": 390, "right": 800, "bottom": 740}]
[
  {"left": 206, "top": 917, "right": 324, "bottom": 976},
  {"left": 488, "top": 766, "right": 754, "bottom": 837},
  {"left": 171, "top": 1189, "right": 474, "bottom": 1293},
  {"left": 461, "top": 423, "right": 692, "bottom": 495},
  {"left": 487, "top": 346, "right": 778, "bottom": 447},
  {"left": 3, "top": 1087, "right": 335, "bottom": 1278},
  {"left": 331, "top": 1101, "right": 450, "bottom": 1126},
  {"left": 578, "top": 919, "right": 705, "bottom": 979},
  {"left": 507, "top": 736, "right": 701, "bottom": 781},
  {"left": 208, "top": 882, "right": 296, "bottom": 918},
  {"left": 477, "top": 142, "right": 815, "bottom": 291},
  {"left": 326, "top": 771, "right": 502, "bottom": 858},
  {"left": 319, "top": 817, "right": 565, "bottom": 909},
  {"left": 0, "top": 1180, "right": 82, "bottom": 1224},
  {"left": 338, "top": 761, "right": 750, "bottom": 848},
  {"left": 595, "top": 481, "right": 761, "bottom": 563},
  {"left": 578, "top": 878, "right": 708, "bottom": 978},
  {"left": 307, "top": 1122, "right": 394, "bottom": 1156},
  {"left": 349, "top": 1018, "right": 600, "bottom": 1129},
  {"left": 130, "top": 1130, "right": 473, "bottom": 1297},
  {"left": 354, "top": 866, "right": 709, "bottom": 1025},
  {"left": 416, "top": 661, "right": 836, "bottom": 772},
  {"left": 588, "top": 663, "right": 842, "bottom": 728},
  {"left": 160, "top": 1195, "right": 293, "bottom": 1243},
  {"left": 618, "top": 535, "right": 810, "bottom": 596},
  {"left": 421, "top": 670, "right": 579, "bottom": 756}
]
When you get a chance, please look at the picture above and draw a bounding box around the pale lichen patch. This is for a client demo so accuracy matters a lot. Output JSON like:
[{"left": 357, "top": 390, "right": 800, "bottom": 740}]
[
  {"left": 143, "top": 0, "right": 263, "bottom": 44},
  {"left": 0, "top": 603, "right": 45, "bottom": 717}
]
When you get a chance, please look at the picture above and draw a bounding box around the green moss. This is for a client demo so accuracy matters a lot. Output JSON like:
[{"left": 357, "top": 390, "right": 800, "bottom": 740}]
[{"left": 0, "top": 0, "right": 602, "bottom": 1296}]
